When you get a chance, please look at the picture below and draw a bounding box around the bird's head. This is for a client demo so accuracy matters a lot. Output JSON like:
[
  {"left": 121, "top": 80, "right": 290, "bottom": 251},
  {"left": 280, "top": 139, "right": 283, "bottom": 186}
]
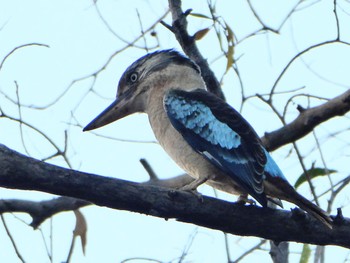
[{"left": 83, "top": 49, "right": 202, "bottom": 131}]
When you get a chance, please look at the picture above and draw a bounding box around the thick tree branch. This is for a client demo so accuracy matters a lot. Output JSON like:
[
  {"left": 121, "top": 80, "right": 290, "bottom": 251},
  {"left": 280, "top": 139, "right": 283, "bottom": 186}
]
[
  {"left": 167, "top": 1, "right": 350, "bottom": 153},
  {"left": 0, "top": 169, "right": 193, "bottom": 229},
  {"left": 1, "top": 84, "right": 348, "bottom": 232},
  {"left": 167, "top": 0, "right": 225, "bottom": 99},
  {"left": 262, "top": 89, "right": 350, "bottom": 151},
  {"left": 0, "top": 144, "right": 349, "bottom": 248},
  {"left": 0, "top": 197, "right": 90, "bottom": 229}
]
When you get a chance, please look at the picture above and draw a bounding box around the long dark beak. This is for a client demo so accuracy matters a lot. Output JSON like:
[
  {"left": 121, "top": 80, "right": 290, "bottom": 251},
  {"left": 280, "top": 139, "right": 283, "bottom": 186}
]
[{"left": 83, "top": 94, "right": 131, "bottom": 131}]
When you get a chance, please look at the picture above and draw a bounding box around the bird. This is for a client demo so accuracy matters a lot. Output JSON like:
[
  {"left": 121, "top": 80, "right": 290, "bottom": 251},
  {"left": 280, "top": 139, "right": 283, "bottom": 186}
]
[{"left": 84, "top": 49, "right": 332, "bottom": 228}]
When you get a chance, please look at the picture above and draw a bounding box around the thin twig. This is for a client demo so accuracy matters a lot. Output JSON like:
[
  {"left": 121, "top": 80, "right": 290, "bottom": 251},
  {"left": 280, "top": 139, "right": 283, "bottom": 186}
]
[
  {"left": 38, "top": 227, "right": 52, "bottom": 261},
  {"left": 223, "top": 232, "right": 232, "bottom": 262},
  {"left": 312, "top": 130, "right": 335, "bottom": 200},
  {"left": 136, "top": 9, "right": 149, "bottom": 53},
  {"left": 0, "top": 43, "right": 49, "bottom": 72},
  {"left": 256, "top": 94, "right": 320, "bottom": 205},
  {"left": 25, "top": 10, "right": 169, "bottom": 111},
  {"left": 1, "top": 214, "right": 26, "bottom": 263},
  {"left": 292, "top": 142, "right": 320, "bottom": 206},
  {"left": 234, "top": 239, "right": 267, "bottom": 262},
  {"left": 15, "top": 81, "right": 30, "bottom": 156},
  {"left": 269, "top": 40, "right": 349, "bottom": 98},
  {"left": 1, "top": 111, "right": 72, "bottom": 168},
  {"left": 333, "top": 0, "right": 340, "bottom": 40},
  {"left": 140, "top": 159, "right": 158, "bottom": 180},
  {"left": 178, "top": 228, "right": 198, "bottom": 263}
]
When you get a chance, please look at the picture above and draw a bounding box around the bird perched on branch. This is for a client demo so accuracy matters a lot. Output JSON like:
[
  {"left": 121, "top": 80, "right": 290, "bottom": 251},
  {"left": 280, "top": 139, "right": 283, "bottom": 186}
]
[{"left": 84, "top": 49, "right": 332, "bottom": 228}]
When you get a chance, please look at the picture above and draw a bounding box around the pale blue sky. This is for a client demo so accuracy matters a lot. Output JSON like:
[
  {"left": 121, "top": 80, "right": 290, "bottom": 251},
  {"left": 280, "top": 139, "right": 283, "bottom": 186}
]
[{"left": 1, "top": 1, "right": 350, "bottom": 262}]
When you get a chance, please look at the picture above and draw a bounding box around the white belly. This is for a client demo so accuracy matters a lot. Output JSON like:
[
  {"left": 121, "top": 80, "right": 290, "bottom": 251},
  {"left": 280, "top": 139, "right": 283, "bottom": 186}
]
[
  {"left": 151, "top": 114, "right": 206, "bottom": 178},
  {"left": 148, "top": 112, "right": 244, "bottom": 195}
]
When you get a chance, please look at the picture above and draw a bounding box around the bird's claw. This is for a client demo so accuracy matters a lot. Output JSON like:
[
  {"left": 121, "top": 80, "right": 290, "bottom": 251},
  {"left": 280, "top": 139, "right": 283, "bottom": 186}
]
[
  {"left": 237, "top": 194, "right": 256, "bottom": 206},
  {"left": 178, "top": 185, "right": 204, "bottom": 202}
]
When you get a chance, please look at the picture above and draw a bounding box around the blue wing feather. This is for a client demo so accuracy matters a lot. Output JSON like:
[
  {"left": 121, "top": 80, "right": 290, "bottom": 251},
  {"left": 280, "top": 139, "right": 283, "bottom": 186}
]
[
  {"left": 263, "top": 149, "right": 287, "bottom": 180},
  {"left": 164, "top": 89, "right": 269, "bottom": 206}
]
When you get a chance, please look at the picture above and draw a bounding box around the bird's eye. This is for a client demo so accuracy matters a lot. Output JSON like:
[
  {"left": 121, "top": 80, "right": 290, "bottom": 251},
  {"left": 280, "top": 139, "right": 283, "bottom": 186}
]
[{"left": 129, "top": 72, "right": 138, "bottom": 83}]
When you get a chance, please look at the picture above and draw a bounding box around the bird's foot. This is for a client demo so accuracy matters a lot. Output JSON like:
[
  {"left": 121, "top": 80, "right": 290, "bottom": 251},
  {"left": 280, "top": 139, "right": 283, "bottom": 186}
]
[
  {"left": 236, "top": 194, "right": 256, "bottom": 206},
  {"left": 178, "top": 185, "right": 204, "bottom": 202},
  {"left": 267, "top": 197, "right": 283, "bottom": 208},
  {"left": 173, "top": 177, "right": 209, "bottom": 202}
]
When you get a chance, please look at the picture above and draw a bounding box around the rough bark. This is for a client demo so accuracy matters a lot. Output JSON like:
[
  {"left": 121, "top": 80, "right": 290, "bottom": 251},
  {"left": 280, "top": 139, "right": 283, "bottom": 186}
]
[
  {"left": 262, "top": 89, "right": 350, "bottom": 151},
  {"left": 0, "top": 197, "right": 90, "bottom": 229},
  {"left": 0, "top": 144, "right": 349, "bottom": 248},
  {"left": 1, "top": 0, "right": 350, "bottom": 253},
  {"left": 167, "top": 0, "right": 225, "bottom": 99},
  {"left": 166, "top": 0, "right": 350, "bottom": 152}
]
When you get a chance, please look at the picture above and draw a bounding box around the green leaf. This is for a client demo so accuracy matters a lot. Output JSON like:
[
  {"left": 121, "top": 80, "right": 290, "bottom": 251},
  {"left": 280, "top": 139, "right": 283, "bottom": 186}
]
[
  {"left": 294, "top": 168, "right": 337, "bottom": 189},
  {"left": 299, "top": 244, "right": 311, "bottom": 263}
]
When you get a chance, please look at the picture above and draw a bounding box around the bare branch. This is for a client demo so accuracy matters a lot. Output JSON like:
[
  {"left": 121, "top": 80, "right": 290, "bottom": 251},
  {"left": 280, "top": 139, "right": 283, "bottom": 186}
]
[
  {"left": 0, "top": 144, "right": 350, "bottom": 248},
  {"left": 140, "top": 158, "right": 158, "bottom": 180},
  {"left": 0, "top": 172, "right": 194, "bottom": 229},
  {"left": 333, "top": 0, "right": 340, "bottom": 40},
  {"left": 1, "top": 214, "right": 26, "bottom": 262},
  {"left": 23, "top": 10, "right": 169, "bottom": 111},
  {"left": 247, "top": 0, "right": 302, "bottom": 33},
  {"left": 0, "top": 111, "right": 73, "bottom": 167},
  {"left": 269, "top": 40, "right": 350, "bottom": 97},
  {"left": 262, "top": 89, "right": 350, "bottom": 151},
  {"left": 269, "top": 241, "right": 289, "bottom": 263},
  {"left": 234, "top": 239, "right": 267, "bottom": 262},
  {"left": 0, "top": 43, "right": 49, "bottom": 72},
  {"left": 0, "top": 197, "right": 90, "bottom": 229},
  {"left": 167, "top": 0, "right": 225, "bottom": 99}
]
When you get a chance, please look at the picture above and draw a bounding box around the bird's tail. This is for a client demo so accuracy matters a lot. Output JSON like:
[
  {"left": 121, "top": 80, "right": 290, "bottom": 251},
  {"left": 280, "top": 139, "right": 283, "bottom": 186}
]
[
  {"left": 288, "top": 189, "right": 332, "bottom": 229},
  {"left": 265, "top": 177, "right": 332, "bottom": 229}
]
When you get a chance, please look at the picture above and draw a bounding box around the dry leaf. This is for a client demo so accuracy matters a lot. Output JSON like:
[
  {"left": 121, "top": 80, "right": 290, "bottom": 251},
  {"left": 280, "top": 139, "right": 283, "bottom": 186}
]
[
  {"left": 190, "top": 12, "right": 211, "bottom": 19},
  {"left": 224, "top": 22, "right": 235, "bottom": 72},
  {"left": 194, "top": 28, "right": 210, "bottom": 41},
  {"left": 73, "top": 209, "right": 87, "bottom": 255}
]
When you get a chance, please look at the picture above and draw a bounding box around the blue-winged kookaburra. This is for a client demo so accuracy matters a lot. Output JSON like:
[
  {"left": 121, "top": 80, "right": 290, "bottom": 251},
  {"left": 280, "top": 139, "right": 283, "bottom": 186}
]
[{"left": 84, "top": 50, "right": 332, "bottom": 228}]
